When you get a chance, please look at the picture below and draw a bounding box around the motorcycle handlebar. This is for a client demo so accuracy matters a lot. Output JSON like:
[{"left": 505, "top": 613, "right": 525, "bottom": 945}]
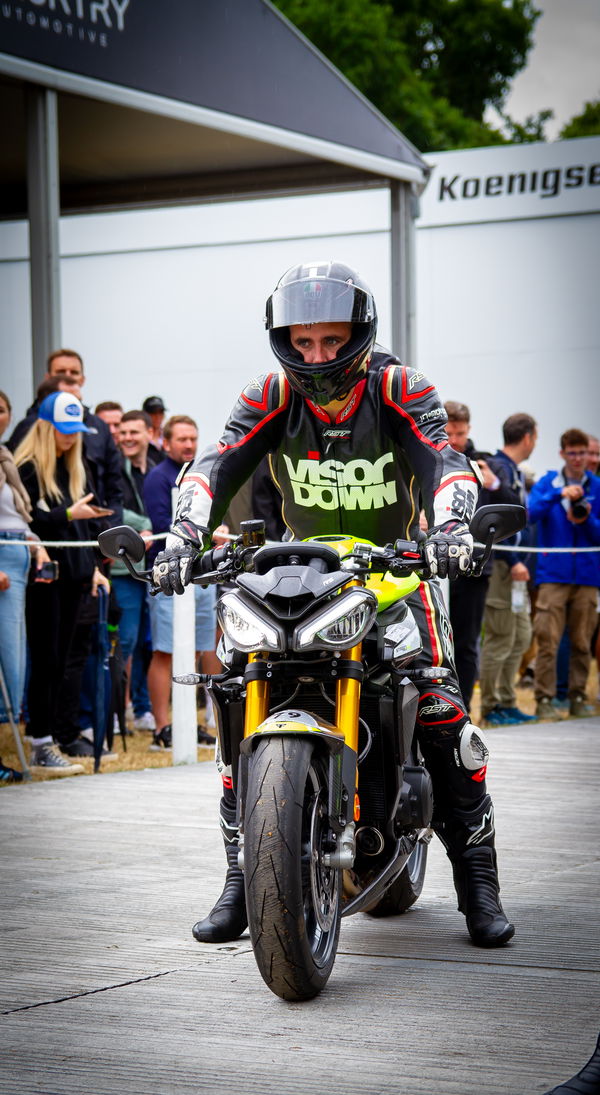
[{"left": 190, "top": 544, "right": 229, "bottom": 581}]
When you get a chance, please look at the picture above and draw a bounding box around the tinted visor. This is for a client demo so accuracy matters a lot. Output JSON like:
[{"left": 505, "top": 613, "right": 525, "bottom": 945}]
[{"left": 267, "top": 279, "right": 373, "bottom": 329}]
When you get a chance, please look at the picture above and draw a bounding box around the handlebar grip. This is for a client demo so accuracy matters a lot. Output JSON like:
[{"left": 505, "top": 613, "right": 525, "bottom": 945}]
[{"left": 192, "top": 545, "right": 227, "bottom": 578}]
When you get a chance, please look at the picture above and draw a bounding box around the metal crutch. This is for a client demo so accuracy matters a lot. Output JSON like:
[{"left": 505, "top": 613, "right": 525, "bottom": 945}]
[{"left": 0, "top": 655, "right": 31, "bottom": 780}]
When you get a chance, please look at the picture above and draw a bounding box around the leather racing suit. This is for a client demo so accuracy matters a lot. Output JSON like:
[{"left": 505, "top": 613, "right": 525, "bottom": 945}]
[
  {"left": 176, "top": 348, "right": 513, "bottom": 946},
  {"left": 176, "top": 350, "right": 492, "bottom": 822}
]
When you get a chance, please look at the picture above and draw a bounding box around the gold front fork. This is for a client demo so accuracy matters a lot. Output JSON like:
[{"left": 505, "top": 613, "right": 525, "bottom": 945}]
[
  {"left": 335, "top": 640, "right": 363, "bottom": 755},
  {"left": 243, "top": 652, "right": 270, "bottom": 737},
  {"left": 336, "top": 640, "right": 363, "bottom": 822}
]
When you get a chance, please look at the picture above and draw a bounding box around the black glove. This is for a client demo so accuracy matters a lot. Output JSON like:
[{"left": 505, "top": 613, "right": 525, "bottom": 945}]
[
  {"left": 424, "top": 521, "right": 473, "bottom": 580},
  {"left": 151, "top": 521, "right": 206, "bottom": 596}
]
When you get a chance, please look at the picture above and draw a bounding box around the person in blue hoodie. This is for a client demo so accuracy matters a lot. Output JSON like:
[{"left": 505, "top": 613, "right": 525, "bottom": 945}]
[{"left": 529, "top": 428, "right": 600, "bottom": 721}]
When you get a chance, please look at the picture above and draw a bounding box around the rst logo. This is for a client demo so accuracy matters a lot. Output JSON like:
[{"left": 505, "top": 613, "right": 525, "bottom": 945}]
[{"left": 282, "top": 453, "right": 397, "bottom": 511}]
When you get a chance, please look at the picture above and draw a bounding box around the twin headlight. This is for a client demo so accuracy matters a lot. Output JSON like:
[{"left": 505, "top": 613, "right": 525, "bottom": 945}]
[{"left": 217, "top": 589, "right": 377, "bottom": 654}]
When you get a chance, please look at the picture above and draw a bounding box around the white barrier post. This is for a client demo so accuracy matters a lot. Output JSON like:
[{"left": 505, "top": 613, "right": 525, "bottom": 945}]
[
  {"left": 172, "top": 583, "right": 198, "bottom": 765},
  {"left": 171, "top": 487, "right": 197, "bottom": 765}
]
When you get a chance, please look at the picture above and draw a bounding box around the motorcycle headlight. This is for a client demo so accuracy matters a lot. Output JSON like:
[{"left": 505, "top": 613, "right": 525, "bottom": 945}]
[
  {"left": 217, "top": 592, "right": 284, "bottom": 653},
  {"left": 293, "top": 589, "right": 377, "bottom": 651}
]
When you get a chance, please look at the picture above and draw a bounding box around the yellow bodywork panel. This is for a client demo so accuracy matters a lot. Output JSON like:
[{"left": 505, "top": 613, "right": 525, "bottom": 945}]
[
  {"left": 254, "top": 716, "right": 344, "bottom": 742},
  {"left": 308, "top": 534, "right": 420, "bottom": 611}
]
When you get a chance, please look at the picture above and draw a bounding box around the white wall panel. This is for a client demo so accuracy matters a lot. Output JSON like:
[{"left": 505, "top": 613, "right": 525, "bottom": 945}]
[{"left": 1, "top": 137, "right": 598, "bottom": 479}]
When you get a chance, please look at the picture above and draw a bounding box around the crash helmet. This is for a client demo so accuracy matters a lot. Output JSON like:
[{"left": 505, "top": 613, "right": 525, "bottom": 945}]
[{"left": 265, "top": 260, "right": 377, "bottom": 406}]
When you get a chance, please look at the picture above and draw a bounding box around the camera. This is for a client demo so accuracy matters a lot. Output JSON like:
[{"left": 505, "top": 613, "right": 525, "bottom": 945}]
[{"left": 570, "top": 498, "right": 589, "bottom": 521}]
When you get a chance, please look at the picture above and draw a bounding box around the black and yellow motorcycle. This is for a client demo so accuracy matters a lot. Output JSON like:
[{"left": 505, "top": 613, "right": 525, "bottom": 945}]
[{"left": 99, "top": 503, "right": 523, "bottom": 1002}]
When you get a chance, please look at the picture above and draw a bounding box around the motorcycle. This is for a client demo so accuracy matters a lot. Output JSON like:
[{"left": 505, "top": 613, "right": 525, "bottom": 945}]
[{"left": 98, "top": 502, "right": 524, "bottom": 1002}]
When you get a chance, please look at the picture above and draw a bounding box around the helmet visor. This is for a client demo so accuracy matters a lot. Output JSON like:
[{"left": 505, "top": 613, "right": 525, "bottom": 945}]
[{"left": 267, "top": 278, "right": 373, "bottom": 329}]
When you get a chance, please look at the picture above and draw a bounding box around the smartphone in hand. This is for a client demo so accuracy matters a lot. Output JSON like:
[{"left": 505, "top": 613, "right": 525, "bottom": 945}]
[{"left": 36, "top": 560, "right": 59, "bottom": 581}]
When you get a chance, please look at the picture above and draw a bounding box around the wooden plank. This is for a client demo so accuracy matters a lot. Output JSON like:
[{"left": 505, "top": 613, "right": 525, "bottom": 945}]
[{"left": 1, "top": 716, "right": 599, "bottom": 1094}]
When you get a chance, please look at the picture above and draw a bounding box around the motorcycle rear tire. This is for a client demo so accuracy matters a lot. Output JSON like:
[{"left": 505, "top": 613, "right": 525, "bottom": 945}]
[
  {"left": 365, "top": 840, "right": 428, "bottom": 917},
  {"left": 244, "top": 734, "right": 342, "bottom": 1001}
]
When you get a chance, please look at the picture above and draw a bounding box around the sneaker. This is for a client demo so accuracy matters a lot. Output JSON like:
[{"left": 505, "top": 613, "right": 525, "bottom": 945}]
[
  {"left": 0, "top": 758, "right": 23, "bottom": 785},
  {"left": 113, "top": 713, "right": 133, "bottom": 737},
  {"left": 75, "top": 731, "right": 118, "bottom": 759},
  {"left": 133, "top": 711, "right": 156, "bottom": 732},
  {"left": 481, "top": 706, "right": 514, "bottom": 727},
  {"left": 569, "top": 694, "right": 594, "bottom": 718},
  {"left": 518, "top": 670, "right": 534, "bottom": 690},
  {"left": 149, "top": 725, "right": 172, "bottom": 751},
  {"left": 30, "top": 743, "right": 84, "bottom": 777},
  {"left": 535, "top": 697, "right": 563, "bottom": 722},
  {"left": 551, "top": 697, "right": 569, "bottom": 712},
  {"left": 497, "top": 706, "right": 537, "bottom": 723},
  {"left": 197, "top": 725, "right": 216, "bottom": 746}
]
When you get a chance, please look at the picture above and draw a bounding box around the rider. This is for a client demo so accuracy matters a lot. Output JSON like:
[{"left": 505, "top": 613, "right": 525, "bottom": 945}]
[{"left": 152, "top": 260, "right": 515, "bottom": 950}]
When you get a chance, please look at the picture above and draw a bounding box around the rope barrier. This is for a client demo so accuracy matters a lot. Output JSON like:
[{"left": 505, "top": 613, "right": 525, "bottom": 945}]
[
  {"left": 0, "top": 535, "right": 598, "bottom": 553},
  {"left": 488, "top": 543, "right": 600, "bottom": 554},
  {"left": 0, "top": 532, "right": 168, "bottom": 548}
]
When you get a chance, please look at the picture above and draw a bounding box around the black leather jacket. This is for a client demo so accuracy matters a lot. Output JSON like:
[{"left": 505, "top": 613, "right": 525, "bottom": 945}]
[{"left": 174, "top": 349, "right": 478, "bottom": 546}]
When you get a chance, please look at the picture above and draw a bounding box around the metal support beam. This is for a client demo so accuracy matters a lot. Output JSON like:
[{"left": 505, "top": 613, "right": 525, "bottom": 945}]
[
  {"left": 390, "top": 180, "right": 417, "bottom": 365},
  {"left": 26, "top": 85, "right": 61, "bottom": 389}
]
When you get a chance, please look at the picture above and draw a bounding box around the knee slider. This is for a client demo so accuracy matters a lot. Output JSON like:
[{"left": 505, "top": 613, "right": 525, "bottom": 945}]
[{"left": 455, "top": 723, "right": 489, "bottom": 781}]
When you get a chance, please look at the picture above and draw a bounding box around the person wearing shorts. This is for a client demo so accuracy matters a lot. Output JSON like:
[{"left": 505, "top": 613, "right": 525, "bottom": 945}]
[{"left": 144, "top": 415, "right": 225, "bottom": 748}]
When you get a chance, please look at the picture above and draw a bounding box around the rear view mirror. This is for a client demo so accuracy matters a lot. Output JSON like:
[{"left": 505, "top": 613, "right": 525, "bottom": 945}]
[
  {"left": 98, "top": 525, "right": 146, "bottom": 563},
  {"left": 469, "top": 504, "right": 526, "bottom": 545}
]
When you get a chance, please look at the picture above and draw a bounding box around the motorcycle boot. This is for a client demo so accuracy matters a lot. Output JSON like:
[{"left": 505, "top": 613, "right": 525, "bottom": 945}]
[
  {"left": 541, "top": 1032, "right": 600, "bottom": 1094},
  {"left": 436, "top": 794, "right": 515, "bottom": 948},
  {"left": 192, "top": 801, "right": 247, "bottom": 944}
]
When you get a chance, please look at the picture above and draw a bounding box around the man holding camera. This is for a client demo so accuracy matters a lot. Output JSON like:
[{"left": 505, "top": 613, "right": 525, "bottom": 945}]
[{"left": 529, "top": 428, "right": 600, "bottom": 720}]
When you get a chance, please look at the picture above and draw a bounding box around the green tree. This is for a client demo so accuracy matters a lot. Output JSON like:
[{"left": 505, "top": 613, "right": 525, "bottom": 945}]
[
  {"left": 389, "top": 0, "right": 540, "bottom": 119},
  {"left": 500, "top": 109, "right": 553, "bottom": 143},
  {"left": 273, "top": 0, "right": 540, "bottom": 151},
  {"left": 560, "top": 99, "right": 600, "bottom": 140}
]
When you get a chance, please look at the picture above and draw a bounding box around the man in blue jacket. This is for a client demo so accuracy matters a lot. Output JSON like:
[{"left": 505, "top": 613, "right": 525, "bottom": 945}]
[{"left": 529, "top": 428, "right": 600, "bottom": 720}]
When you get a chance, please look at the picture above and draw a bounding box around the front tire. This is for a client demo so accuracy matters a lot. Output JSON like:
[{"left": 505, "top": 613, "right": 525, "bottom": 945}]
[{"left": 244, "top": 735, "right": 342, "bottom": 1001}]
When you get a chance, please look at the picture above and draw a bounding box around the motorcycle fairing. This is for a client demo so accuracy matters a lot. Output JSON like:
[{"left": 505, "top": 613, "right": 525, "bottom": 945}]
[{"left": 308, "top": 534, "right": 421, "bottom": 610}]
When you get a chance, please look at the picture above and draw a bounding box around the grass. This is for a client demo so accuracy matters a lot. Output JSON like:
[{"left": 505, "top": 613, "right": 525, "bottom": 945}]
[
  {"left": 1, "top": 666, "right": 597, "bottom": 783},
  {"left": 0, "top": 706, "right": 216, "bottom": 781}
]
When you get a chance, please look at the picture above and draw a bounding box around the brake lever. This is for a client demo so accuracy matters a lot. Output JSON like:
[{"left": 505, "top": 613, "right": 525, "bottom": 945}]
[{"left": 469, "top": 529, "right": 496, "bottom": 578}]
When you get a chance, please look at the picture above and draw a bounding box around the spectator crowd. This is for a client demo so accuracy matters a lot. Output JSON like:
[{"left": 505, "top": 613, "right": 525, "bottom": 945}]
[{"left": 0, "top": 347, "right": 599, "bottom": 783}]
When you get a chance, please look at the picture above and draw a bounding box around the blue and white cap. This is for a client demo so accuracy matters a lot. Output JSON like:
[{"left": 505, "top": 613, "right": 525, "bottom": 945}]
[{"left": 38, "top": 391, "right": 90, "bottom": 435}]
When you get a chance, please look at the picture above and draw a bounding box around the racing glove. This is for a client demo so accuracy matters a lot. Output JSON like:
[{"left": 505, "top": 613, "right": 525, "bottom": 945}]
[
  {"left": 424, "top": 521, "right": 473, "bottom": 580},
  {"left": 151, "top": 521, "right": 207, "bottom": 596}
]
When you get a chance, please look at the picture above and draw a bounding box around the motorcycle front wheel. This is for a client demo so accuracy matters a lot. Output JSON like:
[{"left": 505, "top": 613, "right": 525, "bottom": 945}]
[{"left": 244, "top": 734, "right": 342, "bottom": 1001}]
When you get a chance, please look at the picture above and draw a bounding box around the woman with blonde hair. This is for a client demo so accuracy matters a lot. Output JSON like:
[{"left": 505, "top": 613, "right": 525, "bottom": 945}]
[{"left": 15, "top": 391, "right": 110, "bottom": 775}]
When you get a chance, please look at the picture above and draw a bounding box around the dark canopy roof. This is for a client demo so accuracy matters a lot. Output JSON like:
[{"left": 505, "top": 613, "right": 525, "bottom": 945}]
[{"left": 0, "top": 0, "right": 428, "bottom": 217}]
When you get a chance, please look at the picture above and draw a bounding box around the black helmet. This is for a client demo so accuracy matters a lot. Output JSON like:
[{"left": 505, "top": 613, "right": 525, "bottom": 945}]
[{"left": 265, "top": 260, "right": 377, "bottom": 406}]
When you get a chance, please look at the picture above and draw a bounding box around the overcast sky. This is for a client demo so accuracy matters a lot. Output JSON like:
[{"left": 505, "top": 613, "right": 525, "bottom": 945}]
[{"left": 486, "top": 0, "right": 600, "bottom": 140}]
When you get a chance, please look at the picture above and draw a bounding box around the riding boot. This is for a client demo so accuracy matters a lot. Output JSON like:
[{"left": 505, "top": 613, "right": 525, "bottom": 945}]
[
  {"left": 436, "top": 794, "right": 515, "bottom": 948},
  {"left": 542, "top": 1032, "right": 600, "bottom": 1094},
  {"left": 192, "top": 802, "right": 247, "bottom": 944}
]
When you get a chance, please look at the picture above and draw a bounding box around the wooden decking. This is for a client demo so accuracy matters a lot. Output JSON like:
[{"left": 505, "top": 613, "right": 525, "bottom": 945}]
[{"left": 1, "top": 716, "right": 599, "bottom": 1095}]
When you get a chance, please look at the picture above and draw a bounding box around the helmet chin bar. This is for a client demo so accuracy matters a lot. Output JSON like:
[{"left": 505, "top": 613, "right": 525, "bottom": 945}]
[
  {"left": 265, "top": 261, "right": 378, "bottom": 406},
  {"left": 271, "top": 326, "right": 374, "bottom": 406}
]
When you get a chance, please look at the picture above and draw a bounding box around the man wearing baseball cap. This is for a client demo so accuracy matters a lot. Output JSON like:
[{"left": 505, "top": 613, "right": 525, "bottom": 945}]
[{"left": 142, "top": 396, "right": 167, "bottom": 451}]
